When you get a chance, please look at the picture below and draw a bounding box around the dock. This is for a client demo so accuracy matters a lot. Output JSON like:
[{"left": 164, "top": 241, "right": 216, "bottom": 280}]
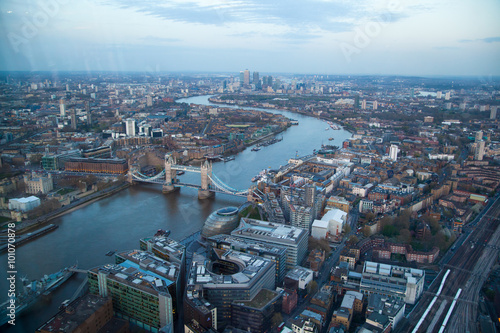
[{"left": 0, "top": 224, "right": 58, "bottom": 253}]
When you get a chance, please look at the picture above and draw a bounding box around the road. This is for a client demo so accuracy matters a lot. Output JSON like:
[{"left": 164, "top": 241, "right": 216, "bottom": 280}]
[
  {"left": 399, "top": 195, "right": 500, "bottom": 333},
  {"left": 284, "top": 207, "right": 359, "bottom": 332}
]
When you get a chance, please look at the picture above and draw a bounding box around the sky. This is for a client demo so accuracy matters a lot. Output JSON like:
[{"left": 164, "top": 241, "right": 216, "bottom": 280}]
[{"left": 0, "top": 0, "right": 499, "bottom": 76}]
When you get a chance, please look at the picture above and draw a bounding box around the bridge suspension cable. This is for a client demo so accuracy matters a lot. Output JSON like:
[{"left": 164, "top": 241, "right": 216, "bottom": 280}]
[{"left": 208, "top": 173, "right": 249, "bottom": 195}]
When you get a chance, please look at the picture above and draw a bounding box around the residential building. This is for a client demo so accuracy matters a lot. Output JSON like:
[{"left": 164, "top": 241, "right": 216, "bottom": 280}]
[{"left": 326, "top": 196, "right": 351, "bottom": 213}]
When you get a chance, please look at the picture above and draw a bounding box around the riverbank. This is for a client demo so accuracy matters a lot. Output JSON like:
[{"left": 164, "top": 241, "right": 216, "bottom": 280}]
[
  {"left": 207, "top": 95, "right": 355, "bottom": 132},
  {"left": 10, "top": 182, "right": 130, "bottom": 236}
]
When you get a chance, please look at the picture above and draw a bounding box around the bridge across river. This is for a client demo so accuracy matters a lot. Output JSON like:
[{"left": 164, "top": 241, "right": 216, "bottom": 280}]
[{"left": 129, "top": 155, "right": 256, "bottom": 199}]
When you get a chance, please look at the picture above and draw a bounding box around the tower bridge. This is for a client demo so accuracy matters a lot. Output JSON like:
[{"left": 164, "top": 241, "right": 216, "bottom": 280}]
[{"left": 130, "top": 155, "right": 257, "bottom": 200}]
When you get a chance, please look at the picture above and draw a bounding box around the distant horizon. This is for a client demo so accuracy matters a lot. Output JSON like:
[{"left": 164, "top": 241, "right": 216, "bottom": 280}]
[{"left": 1, "top": 70, "right": 500, "bottom": 81}]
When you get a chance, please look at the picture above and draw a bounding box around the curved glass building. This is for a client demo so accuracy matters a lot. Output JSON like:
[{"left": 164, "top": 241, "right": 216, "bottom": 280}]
[{"left": 201, "top": 207, "right": 240, "bottom": 239}]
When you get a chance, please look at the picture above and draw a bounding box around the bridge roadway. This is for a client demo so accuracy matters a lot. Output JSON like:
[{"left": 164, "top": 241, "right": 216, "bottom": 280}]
[{"left": 398, "top": 195, "right": 500, "bottom": 333}]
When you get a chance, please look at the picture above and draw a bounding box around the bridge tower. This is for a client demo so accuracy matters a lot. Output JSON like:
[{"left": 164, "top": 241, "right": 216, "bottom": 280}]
[
  {"left": 198, "top": 160, "right": 215, "bottom": 199},
  {"left": 162, "top": 155, "right": 179, "bottom": 193}
]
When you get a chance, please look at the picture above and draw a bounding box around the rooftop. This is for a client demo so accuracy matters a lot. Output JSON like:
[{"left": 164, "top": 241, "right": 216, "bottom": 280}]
[
  {"left": 140, "top": 234, "right": 185, "bottom": 261},
  {"left": 92, "top": 250, "right": 177, "bottom": 294},
  {"left": 286, "top": 266, "right": 313, "bottom": 281},
  {"left": 233, "top": 288, "right": 280, "bottom": 309},
  {"left": 186, "top": 248, "right": 274, "bottom": 295},
  {"left": 36, "top": 294, "right": 110, "bottom": 332},
  {"left": 232, "top": 218, "right": 307, "bottom": 244},
  {"left": 208, "top": 234, "right": 287, "bottom": 256}
]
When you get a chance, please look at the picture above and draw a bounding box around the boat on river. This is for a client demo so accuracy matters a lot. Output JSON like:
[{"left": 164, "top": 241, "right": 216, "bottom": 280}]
[{"left": 0, "top": 265, "right": 76, "bottom": 326}]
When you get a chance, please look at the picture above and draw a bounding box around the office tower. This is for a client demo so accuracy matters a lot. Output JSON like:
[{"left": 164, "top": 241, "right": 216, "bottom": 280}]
[
  {"left": 389, "top": 144, "right": 399, "bottom": 161},
  {"left": 491, "top": 106, "right": 497, "bottom": 120},
  {"left": 207, "top": 234, "right": 287, "bottom": 285},
  {"left": 410, "top": 88, "right": 414, "bottom": 98},
  {"left": 360, "top": 261, "right": 424, "bottom": 305},
  {"left": 230, "top": 289, "right": 282, "bottom": 333},
  {"left": 243, "top": 69, "right": 250, "bottom": 85},
  {"left": 59, "top": 99, "right": 66, "bottom": 116},
  {"left": 253, "top": 71, "right": 259, "bottom": 84},
  {"left": 239, "top": 71, "right": 244, "bottom": 83},
  {"left": 354, "top": 95, "right": 360, "bottom": 109},
  {"left": 445, "top": 92, "right": 450, "bottom": 100},
  {"left": 373, "top": 100, "right": 378, "bottom": 110},
  {"left": 146, "top": 95, "right": 153, "bottom": 107},
  {"left": 88, "top": 250, "right": 175, "bottom": 332},
  {"left": 361, "top": 99, "right": 367, "bottom": 109},
  {"left": 185, "top": 249, "right": 275, "bottom": 330},
  {"left": 436, "top": 91, "right": 442, "bottom": 99},
  {"left": 475, "top": 130, "right": 483, "bottom": 143},
  {"left": 232, "top": 218, "right": 308, "bottom": 269},
  {"left": 125, "top": 118, "right": 136, "bottom": 137}
]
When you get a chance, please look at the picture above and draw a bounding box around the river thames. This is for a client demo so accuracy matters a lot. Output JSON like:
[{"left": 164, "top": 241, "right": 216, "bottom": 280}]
[{"left": 0, "top": 95, "right": 352, "bottom": 332}]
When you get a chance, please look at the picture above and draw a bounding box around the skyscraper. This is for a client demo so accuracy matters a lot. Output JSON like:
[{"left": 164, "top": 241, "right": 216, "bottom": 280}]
[
  {"left": 389, "top": 145, "right": 399, "bottom": 161},
  {"left": 361, "top": 100, "right": 367, "bottom": 109},
  {"left": 373, "top": 100, "right": 378, "bottom": 110},
  {"left": 59, "top": 99, "right": 66, "bottom": 116},
  {"left": 244, "top": 69, "right": 250, "bottom": 85},
  {"left": 253, "top": 71, "right": 259, "bottom": 84},
  {"left": 239, "top": 71, "right": 244, "bottom": 84}
]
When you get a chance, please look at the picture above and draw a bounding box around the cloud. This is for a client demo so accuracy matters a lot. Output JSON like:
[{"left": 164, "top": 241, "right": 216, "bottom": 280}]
[
  {"left": 460, "top": 36, "right": 500, "bottom": 43},
  {"left": 106, "top": 0, "right": 363, "bottom": 32}
]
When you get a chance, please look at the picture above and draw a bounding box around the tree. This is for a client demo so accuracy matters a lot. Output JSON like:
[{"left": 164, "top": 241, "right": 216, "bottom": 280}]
[
  {"left": 362, "top": 226, "right": 371, "bottom": 237},
  {"left": 397, "top": 229, "right": 412, "bottom": 244},
  {"left": 347, "top": 235, "right": 359, "bottom": 245},
  {"left": 365, "top": 212, "right": 376, "bottom": 222},
  {"left": 307, "top": 280, "right": 318, "bottom": 296},
  {"left": 343, "top": 224, "right": 351, "bottom": 234},
  {"left": 382, "top": 225, "right": 398, "bottom": 238}
]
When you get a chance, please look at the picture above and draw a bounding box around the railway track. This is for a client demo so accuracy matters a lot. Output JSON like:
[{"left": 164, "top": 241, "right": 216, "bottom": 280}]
[{"left": 400, "top": 196, "right": 500, "bottom": 333}]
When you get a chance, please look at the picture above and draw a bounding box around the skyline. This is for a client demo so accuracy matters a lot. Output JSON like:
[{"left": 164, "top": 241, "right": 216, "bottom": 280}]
[{"left": 1, "top": 0, "right": 500, "bottom": 76}]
